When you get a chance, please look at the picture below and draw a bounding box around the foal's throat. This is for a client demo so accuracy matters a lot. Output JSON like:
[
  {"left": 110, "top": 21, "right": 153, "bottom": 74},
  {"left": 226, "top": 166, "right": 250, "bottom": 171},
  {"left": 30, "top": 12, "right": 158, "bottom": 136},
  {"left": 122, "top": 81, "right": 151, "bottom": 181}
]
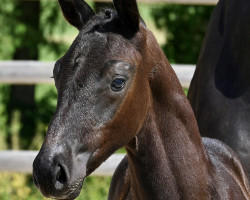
[{"left": 125, "top": 69, "right": 211, "bottom": 199}]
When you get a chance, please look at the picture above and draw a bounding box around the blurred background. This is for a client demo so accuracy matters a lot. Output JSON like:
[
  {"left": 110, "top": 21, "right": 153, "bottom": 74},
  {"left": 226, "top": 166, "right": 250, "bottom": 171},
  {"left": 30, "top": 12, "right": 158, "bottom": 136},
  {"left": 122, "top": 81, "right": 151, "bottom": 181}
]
[{"left": 0, "top": 0, "right": 214, "bottom": 199}]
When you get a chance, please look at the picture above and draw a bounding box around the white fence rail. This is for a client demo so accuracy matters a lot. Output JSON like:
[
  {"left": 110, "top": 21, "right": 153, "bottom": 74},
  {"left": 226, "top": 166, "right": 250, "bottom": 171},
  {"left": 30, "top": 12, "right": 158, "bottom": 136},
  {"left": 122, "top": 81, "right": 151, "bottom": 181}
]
[
  {"left": 94, "top": 0, "right": 218, "bottom": 5},
  {"left": 0, "top": 151, "right": 124, "bottom": 176},
  {"left": 21, "top": 0, "right": 219, "bottom": 5},
  {"left": 0, "top": 61, "right": 195, "bottom": 88}
]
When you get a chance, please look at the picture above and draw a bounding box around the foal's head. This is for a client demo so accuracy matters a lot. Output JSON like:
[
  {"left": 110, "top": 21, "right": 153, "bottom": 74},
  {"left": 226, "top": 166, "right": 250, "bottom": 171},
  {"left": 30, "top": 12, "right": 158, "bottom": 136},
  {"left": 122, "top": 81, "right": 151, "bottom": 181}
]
[{"left": 33, "top": 0, "right": 164, "bottom": 199}]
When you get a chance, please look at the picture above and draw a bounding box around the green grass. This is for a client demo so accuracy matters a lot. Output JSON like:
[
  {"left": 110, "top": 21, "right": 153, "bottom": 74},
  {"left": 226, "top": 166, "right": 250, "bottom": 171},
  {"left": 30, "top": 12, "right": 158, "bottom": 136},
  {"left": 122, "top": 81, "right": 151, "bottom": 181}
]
[
  {"left": 0, "top": 173, "right": 111, "bottom": 200},
  {"left": 183, "top": 88, "right": 188, "bottom": 96}
]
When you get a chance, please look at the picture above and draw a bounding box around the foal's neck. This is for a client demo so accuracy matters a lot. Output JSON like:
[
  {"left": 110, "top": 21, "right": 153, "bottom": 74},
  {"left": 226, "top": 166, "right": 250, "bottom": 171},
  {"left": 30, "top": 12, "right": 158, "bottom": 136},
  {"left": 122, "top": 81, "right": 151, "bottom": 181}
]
[{"left": 125, "top": 51, "right": 212, "bottom": 199}]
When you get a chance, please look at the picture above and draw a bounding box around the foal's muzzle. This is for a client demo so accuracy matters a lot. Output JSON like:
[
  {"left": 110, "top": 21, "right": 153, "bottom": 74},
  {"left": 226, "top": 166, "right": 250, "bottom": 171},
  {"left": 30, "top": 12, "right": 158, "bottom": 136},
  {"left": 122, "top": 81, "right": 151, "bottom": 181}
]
[{"left": 33, "top": 145, "right": 89, "bottom": 199}]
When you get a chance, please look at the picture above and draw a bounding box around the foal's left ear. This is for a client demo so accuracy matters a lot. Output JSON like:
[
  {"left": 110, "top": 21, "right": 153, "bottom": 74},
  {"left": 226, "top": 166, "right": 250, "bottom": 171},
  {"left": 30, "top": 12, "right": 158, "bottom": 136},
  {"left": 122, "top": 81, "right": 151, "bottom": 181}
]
[
  {"left": 58, "top": 0, "right": 95, "bottom": 30},
  {"left": 113, "top": 0, "right": 140, "bottom": 33}
]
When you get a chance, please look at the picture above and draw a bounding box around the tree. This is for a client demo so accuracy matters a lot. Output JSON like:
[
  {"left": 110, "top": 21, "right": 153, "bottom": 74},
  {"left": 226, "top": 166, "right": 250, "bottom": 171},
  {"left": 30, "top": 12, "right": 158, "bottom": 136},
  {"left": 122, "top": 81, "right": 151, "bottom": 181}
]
[
  {"left": 1, "top": 0, "right": 67, "bottom": 150},
  {"left": 6, "top": 1, "right": 41, "bottom": 149},
  {"left": 151, "top": 5, "right": 214, "bottom": 64}
]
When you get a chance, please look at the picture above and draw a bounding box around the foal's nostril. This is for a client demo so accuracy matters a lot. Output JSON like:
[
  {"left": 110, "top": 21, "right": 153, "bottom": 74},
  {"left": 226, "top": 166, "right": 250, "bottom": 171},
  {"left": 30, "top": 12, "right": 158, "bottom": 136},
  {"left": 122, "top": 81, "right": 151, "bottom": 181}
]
[
  {"left": 55, "top": 165, "right": 68, "bottom": 190},
  {"left": 33, "top": 150, "right": 73, "bottom": 198}
]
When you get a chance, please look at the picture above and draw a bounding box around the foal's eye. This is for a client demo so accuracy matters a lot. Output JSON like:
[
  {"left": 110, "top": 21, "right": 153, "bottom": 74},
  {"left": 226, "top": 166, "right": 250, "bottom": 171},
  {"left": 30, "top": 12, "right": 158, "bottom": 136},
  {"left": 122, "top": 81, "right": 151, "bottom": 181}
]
[{"left": 111, "top": 78, "right": 126, "bottom": 91}]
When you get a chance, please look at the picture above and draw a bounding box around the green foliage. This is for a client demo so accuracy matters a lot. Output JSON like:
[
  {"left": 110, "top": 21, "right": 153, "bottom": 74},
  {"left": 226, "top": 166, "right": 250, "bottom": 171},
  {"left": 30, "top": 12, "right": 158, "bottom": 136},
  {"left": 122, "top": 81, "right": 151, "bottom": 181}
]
[
  {"left": 0, "top": 0, "right": 77, "bottom": 61},
  {"left": 29, "top": 84, "right": 57, "bottom": 150},
  {"left": 35, "top": 85, "right": 57, "bottom": 125},
  {"left": 0, "top": 2, "right": 16, "bottom": 59},
  {"left": 0, "top": 85, "right": 10, "bottom": 149},
  {"left": 152, "top": 5, "right": 214, "bottom": 64},
  {"left": 183, "top": 88, "right": 189, "bottom": 96},
  {"left": 39, "top": 0, "right": 78, "bottom": 60}
]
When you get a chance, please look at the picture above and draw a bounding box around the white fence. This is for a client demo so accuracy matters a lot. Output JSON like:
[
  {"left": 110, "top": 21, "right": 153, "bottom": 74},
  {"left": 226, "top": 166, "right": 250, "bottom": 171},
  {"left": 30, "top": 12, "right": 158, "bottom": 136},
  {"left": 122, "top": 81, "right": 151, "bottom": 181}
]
[
  {"left": 0, "top": 61, "right": 195, "bottom": 88},
  {"left": 0, "top": 151, "right": 124, "bottom": 176},
  {"left": 94, "top": 0, "right": 218, "bottom": 5},
  {"left": 21, "top": 0, "right": 218, "bottom": 5}
]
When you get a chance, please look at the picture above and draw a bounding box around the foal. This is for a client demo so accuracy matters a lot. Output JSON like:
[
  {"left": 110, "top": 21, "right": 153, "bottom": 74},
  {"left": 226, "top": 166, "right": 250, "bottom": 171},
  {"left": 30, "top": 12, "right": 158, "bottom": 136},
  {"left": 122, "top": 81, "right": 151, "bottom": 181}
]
[{"left": 33, "top": 0, "right": 250, "bottom": 199}]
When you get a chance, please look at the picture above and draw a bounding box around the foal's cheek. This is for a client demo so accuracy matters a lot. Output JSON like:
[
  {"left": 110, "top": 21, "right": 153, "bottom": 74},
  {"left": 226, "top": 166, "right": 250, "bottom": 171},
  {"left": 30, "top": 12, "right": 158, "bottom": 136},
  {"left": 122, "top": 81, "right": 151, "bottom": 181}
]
[{"left": 113, "top": 82, "right": 149, "bottom": 142}]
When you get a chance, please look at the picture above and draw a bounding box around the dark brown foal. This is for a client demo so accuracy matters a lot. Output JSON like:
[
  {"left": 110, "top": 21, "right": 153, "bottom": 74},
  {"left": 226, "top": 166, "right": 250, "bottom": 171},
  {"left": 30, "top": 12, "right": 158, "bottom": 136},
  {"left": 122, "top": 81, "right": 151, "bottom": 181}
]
[{"left": 33, "top": 0, "right": 250, "bottom": 199}]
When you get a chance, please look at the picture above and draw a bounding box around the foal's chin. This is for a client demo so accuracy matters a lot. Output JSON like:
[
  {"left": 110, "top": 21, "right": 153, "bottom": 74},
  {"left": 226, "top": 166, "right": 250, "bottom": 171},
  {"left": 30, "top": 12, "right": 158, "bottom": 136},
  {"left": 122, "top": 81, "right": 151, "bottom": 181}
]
[
  {"left": 52, "top": 177, "right": 85, "bottom": 200},
  {"left": 65, "top": 183, "right": 84, "bottom": 200}
]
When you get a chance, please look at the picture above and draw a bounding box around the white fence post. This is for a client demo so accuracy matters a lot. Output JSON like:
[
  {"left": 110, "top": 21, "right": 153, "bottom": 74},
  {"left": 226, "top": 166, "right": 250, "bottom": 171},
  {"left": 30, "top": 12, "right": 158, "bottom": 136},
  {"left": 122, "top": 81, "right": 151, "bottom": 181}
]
[{"left": 0, "top": 151, "right": 125, "bottom": 176}]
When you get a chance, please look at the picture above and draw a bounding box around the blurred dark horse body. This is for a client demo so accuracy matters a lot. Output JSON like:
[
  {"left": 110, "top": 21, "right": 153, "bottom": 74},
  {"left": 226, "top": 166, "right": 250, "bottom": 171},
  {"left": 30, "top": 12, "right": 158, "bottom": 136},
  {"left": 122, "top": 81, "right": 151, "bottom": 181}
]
[
  {"left": 188, "top": 0, "right": 250, "bottom": 178},
  {"left": 33, "top": 0, "right": 250, "bottom": 199}
]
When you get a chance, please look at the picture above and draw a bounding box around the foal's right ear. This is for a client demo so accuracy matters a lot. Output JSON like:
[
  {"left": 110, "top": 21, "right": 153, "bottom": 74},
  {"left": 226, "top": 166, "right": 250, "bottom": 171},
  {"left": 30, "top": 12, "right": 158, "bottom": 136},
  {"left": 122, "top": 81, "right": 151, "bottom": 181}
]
[{"left": 58, "top": 0, "right": 95, "bottom": 30}]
